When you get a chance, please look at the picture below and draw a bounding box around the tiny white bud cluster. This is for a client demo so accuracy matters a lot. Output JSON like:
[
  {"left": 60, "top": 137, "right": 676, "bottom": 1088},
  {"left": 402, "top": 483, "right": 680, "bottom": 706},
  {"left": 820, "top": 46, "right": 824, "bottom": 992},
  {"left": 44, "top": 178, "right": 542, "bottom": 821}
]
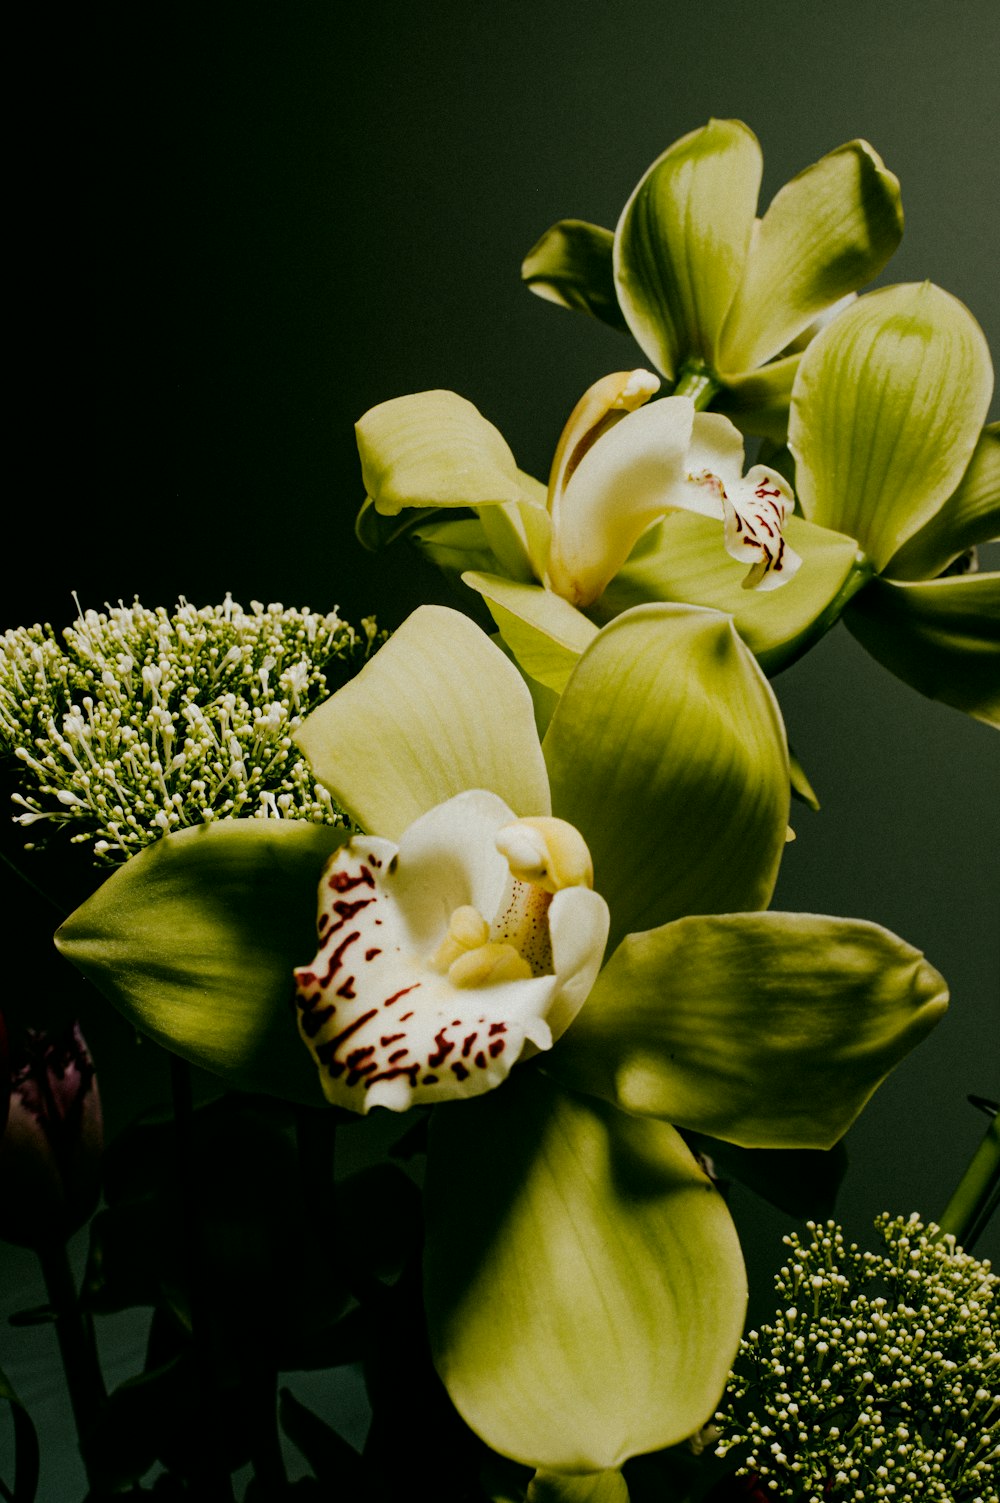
[
  {"left": 715, "top": 1214, "right": 998, "bottom": 1502},
  {"left": 0, "top": 596, "right": 379, "bottom": 863}
]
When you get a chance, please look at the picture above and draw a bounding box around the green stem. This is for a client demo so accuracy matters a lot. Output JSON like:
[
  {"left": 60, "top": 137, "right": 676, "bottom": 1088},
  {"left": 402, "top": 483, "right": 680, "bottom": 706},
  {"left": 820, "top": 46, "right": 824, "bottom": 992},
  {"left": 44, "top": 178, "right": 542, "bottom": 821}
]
[
  {"left": 36, "top": 1238, "right": 106, "bottom": 1486},
  {"left": 938, "top": 1111, "right": 1000, "bottom": 1251},
  {"left": 760, "top": 553, "right": 875, "bottom": 677},
  {"left": 672, "top": 362, "right": 722, "bottom": 410}
]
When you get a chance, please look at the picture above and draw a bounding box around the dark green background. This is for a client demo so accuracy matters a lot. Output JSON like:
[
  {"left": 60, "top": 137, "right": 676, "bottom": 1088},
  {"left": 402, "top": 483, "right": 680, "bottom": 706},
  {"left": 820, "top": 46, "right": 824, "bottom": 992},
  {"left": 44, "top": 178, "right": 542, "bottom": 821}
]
[{"left": 4, "top": 1, "right": 999, "bottom": 1494}]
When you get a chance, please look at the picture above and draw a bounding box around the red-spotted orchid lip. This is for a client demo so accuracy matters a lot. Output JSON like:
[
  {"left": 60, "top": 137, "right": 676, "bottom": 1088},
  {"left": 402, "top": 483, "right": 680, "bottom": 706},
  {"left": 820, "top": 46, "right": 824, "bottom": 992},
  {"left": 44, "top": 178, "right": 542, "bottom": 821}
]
[{"left": 293, "top": 791, "right": 609, "bottom": 1113}]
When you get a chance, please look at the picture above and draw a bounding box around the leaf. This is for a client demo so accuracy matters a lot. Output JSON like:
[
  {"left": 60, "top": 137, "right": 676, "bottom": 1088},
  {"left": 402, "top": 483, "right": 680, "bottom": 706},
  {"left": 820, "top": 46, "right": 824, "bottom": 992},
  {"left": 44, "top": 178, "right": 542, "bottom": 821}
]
[
  {"left": 789, "top": 283, "right": 995, "bottom": 570},
  {"left": 550, "top": 912, "right": 948, "bottom": 1149},
  {"left": 424, "top": 1070, "right": 746, "bottom": 1472},
  {"left": 544, "top": 605, "right": 789, "bottom": 951},
  {"left": 279, "top": 1388, "right": 373, "bottom": 1498},
  {"left": 595, "top": 512, "right": 864, "bottom": 674},
  {"left": 521, "top": 219, "right": 628, "bottom": 332},
  {"left": 0, "top": 1363, "right": 39, "bottom": 1503},
  {"left": 844, "top": 570, "right": 1000, "bottom": 726},
  {"left": 614, "top": 119, "right": 762, "bottom": 379},
  {"left": 56, "top": 821, "right": 346, "bottom": 1101},
  {"left": 718, "top": 140, "right": 903, "bottom": 374},
  {"left": 295, "top": 606, "right": 552, "bottom": 839}
]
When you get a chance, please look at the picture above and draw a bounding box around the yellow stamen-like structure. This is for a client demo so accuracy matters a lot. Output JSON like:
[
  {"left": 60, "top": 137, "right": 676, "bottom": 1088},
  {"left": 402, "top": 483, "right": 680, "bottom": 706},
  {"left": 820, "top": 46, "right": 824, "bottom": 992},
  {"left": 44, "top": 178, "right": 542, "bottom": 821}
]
[{"left": 495, "top": 817, "right": 594, "bottom": 893}]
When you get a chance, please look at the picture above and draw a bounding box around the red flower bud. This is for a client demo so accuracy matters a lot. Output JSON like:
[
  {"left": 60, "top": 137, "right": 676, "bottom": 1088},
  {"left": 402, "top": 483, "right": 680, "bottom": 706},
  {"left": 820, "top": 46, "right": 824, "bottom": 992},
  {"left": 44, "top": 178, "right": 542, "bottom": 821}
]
[{"left": 0, "top": 1020, "right": 103, "bottom": 1248}]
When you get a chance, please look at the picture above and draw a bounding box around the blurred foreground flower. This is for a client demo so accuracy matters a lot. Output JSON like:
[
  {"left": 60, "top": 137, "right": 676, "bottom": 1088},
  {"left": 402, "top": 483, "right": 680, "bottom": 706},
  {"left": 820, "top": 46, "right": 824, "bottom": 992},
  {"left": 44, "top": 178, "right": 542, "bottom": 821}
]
[
  {"left": 0, "top": 596, "right": 376, "bottom": 862},
  {"left": 0, "top": 1020, "right": 102, "bottom": 1250},
  {"left": 56, "top": 605, "right": 948, "bottom": 1478},
  {"left": 716, "top": 1214, "right": 999, "bottom": 1502},
  {"left": 521, "top": 118, "right": 903, "bottom": 436}
]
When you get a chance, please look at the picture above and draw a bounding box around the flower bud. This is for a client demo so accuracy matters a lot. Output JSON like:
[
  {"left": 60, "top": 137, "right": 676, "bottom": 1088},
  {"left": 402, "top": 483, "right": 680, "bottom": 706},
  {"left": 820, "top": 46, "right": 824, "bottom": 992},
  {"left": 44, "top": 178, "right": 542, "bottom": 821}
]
[{"left": 0, "top": 1020, "right": 103, "bottom": 1248}]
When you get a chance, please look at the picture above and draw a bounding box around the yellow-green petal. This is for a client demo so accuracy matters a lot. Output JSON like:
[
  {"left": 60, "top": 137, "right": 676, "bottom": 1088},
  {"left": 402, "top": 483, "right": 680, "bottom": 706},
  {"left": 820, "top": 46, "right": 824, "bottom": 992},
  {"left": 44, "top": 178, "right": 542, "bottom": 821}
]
[
  {"left": 718, "top": 140, "right": 903, "bottom": 375},
  {"left": 594, "top": 512, "right": 865, "bottom": 673},
  {"left": 424, "top": 1070, "right": 745, "bottom": 1471},
  {"left": 521, "top": 219, "right": 628, "bottom": 333},
  {"left": 295, "top": 606, "right": 551, "bottom": 839},
  {"left": 528, "top": 1470, "right": 629, "bottom": 1503},
  {"left": 550, "top": 913, "right": 948, "bottom": 1150},
  {"left": 886, "top": 423, "right": 1000, "bottom": 580},
  {"left": 614, "top": 119, "right": 762, "bottom": 379},
  {"left": 55, "top": 822, "right": 346, "bottom": 1103},
  {"left": 463, "top": 571, "right": 597, "bottom": 692},
  {"left": 356, "top": 390, "right": 526, "bottom": 516},
  {"left": 845, "top": 572, "right": 1000, "bottom": 727},
  {"left": 543, "top": 605, "right": 789, "bottom": 950},
  {"left": 789, "top": 283, "right": 995, "bottom": 570}
]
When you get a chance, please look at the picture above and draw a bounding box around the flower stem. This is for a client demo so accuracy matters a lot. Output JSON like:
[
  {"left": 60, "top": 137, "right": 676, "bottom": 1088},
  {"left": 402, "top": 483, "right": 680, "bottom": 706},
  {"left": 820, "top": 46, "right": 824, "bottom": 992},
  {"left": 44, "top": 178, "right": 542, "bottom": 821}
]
[
  {"left": 938, "top": 1108, "right": 1000, "bottom": 1252},
  {"left": 672, "top": 362, "right": 722, "bottom": 410},
  {"left": 36, "top": 1237, "right": 106, "bottom": 1487}
]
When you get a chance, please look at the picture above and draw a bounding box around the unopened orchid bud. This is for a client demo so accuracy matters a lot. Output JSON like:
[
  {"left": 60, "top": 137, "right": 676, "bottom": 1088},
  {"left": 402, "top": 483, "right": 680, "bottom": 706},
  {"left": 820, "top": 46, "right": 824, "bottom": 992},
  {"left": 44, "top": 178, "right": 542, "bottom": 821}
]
[{"left": 0, "top": 1021, "right": 103, "bottom": 1249}]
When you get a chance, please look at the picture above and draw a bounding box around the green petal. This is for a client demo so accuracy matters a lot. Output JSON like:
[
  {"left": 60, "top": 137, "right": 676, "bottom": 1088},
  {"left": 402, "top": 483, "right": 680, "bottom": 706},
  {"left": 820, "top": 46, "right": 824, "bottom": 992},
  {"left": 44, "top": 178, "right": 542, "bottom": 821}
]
[
  {"left": 521, "top": 219, "right": 628, "bottom": 333},
  {"left": 408, "top": 516, "right": 503, "bottom": 598},
  {"left": 718, "top": 141, "right": 903, "bottom": 374},
  {"left": 356, "top": 390, "right": 525, "bottom": 516},
  {"left": 712, "top": 352, "right": 800, "bottom": 441},
  {"left": 614, "top": 120, "right": 761, "bottom": 379},
  {"left": 552, "top": 912, "right": 948, "bottom": 1149},
  {"left": 478, "top": 476, "right": 552, "bottom": 582},
  {"left": 886, "top": 423, "right": 1000, "bottom": 580},
  {"left": 295, "top": 606, "right": 551, "bottom": 839},
  {"left": 789, "top": 283, "right": 995, "bottom": 570},
  {"left": 55, "top": 821, "right": 347, "bottom": 1102},
  {"left": 463, "top": 571, "right": 597, "bottom": 692},
  {"left": 844, "top": 572, "right": 1000, "bottom": 727},
  {"left": 594, "top": 512, "right": 865, "bottom": 674},
  {"left": 528, "top": 1470, "right": 629, "bottom": 1503},
  {"left": 424, "top": 1070, "right": 746, "bottom": 1471},
  {"left": 543, "top": 605, "right": 789, "bottom": 951}
]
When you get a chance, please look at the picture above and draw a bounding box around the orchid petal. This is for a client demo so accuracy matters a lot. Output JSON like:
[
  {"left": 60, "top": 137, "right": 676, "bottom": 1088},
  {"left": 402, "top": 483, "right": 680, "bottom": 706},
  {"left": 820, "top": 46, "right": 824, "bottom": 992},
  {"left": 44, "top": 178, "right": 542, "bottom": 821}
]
[
  {"left": 614, "top": 119, "right": 762, "bottom": 379},
  {"left": 55, "top": 821, "right": 349, "bottom": 1103},
  {"left": 527, "top": 1469, "right": 629, "bottom": 1503},
  {"left": 845, "top": 572, "right": 1000, "bottom": 727},
  {"left": 718, "top": 140, "right": 903, "bottom": 374},
  {"left": 295, "top": 606, "right": 551, "bottom": 839},
  {"left": 463, "top": 571, "right": 597, "bottom": 692},
  {"left": 356, "top": 390, "right": 526, "bottom": 516},
  {"left": 595, "top": 513, "right": 863, "bottom": 673},
  {"left": 544, "top": 605, "right": 789, "bottom": 950},
  {"left": 712, "top": 353, "right": 801, "bottom": 442},
  {"left": 789, "top": 283, "right": 995, "bottom": 570},
  {"left": 721, "top": 465, "right": 802, "bottom": 591},
  {"left": 886, "top": 423, "right": 1000, "bottom": 581},
  {"left": 521, "top": 219, "right": 628, "bottom": 333},
  {"left": 424, "top": 1070, "right": 746, "bottom": 1471},
  {"left": 552, "top": 912, "right": 947, "bottom": 1149},
  {"left": 293, "top": 794, "right": 608, "bottom": 1113},
  {"left": 546, "top": 395, "right": 697, "bottom": 607}
]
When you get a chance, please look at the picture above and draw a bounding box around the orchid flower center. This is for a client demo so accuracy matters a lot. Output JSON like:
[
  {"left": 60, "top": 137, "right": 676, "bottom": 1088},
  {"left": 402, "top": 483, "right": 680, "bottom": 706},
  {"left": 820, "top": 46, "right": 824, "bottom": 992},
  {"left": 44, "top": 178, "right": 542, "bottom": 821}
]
[{"left": 293, "top": 794, "right": 608, "bottom": 1114}]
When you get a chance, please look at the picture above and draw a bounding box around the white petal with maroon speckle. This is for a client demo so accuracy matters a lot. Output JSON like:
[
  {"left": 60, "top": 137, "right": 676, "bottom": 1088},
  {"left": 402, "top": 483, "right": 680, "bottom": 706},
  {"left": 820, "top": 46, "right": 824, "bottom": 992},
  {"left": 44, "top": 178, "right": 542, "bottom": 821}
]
[{"left": 293, "top": 791, "right": 609, "bottom": 1113}]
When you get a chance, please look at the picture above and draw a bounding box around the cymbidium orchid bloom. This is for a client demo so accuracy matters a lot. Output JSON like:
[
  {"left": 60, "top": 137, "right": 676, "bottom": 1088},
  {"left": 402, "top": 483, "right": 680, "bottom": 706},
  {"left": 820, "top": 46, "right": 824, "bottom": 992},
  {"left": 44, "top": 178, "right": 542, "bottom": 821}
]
[
  {"left": 521, "top": 118, "right": 903, "bottom": 439},
  {"left": 355, "top": 369, "right": 803, "bottom": 693},
  {"left": 56, "top": 604, "right": 948, "bottom": 1482}
]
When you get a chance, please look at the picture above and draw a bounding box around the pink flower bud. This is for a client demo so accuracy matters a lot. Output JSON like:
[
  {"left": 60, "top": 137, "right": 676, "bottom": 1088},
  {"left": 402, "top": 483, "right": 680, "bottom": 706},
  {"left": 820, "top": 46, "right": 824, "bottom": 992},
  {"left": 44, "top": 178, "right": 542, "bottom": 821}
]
[{"left": 0, "top": 1020, "right": 103, "bottom": 1248}]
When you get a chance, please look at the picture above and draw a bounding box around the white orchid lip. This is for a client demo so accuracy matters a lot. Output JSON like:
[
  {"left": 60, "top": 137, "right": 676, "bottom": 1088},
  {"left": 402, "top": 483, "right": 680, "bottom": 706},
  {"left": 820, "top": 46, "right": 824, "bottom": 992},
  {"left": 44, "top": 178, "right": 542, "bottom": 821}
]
[{"left": 293, "top": 791, "right": 609, "bottom": 1114}]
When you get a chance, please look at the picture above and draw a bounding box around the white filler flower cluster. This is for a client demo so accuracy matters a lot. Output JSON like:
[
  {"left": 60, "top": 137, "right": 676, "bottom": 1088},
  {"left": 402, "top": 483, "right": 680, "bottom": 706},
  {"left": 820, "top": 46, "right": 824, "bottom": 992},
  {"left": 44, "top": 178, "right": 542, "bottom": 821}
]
[
  {"left": 0, "top": 596, "right": 377, "bottom": 863},
  {"left": 716, "top": 1214, "right": 998, "bottom": 1502}
]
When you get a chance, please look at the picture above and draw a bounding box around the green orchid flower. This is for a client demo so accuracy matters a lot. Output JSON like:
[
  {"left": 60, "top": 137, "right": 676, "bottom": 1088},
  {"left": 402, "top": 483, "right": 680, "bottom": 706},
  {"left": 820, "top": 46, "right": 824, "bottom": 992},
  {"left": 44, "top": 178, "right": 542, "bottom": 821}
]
[
  {"left": 786, "top": 281, "right": 999, "bottom": 726},
  {"left": 521, "top": 117, "right": 903, "bottom": 438},
  {"left": 54, "top": 604, "right": 947, "bottom": 1478},
  {"left": 355, "top": 370, "right": 838, "bottom": 694}
]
